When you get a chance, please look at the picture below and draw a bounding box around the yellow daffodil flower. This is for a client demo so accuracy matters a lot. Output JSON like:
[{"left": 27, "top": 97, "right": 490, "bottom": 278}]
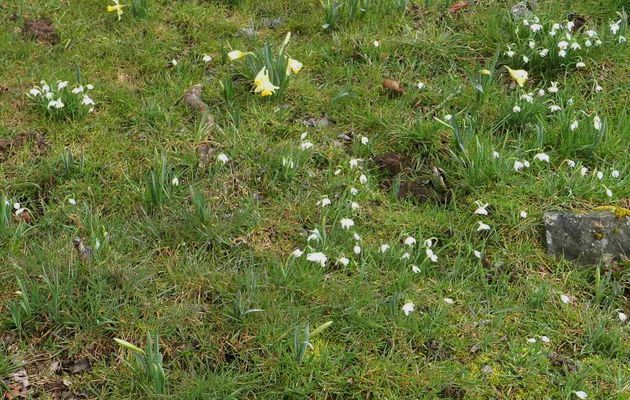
[
  {"left": 480, "top": 69, "right": 492, "bottom": 76},
  {"left": 254, "top": 67, "right": 279, "bottom": 97},
  {"left": 286, "top": 58, "right": 303, "bottom": 75},
  {"left": 228, "top": 50, "right": 251, "bottom": 61},
  {"left": 107, "top": 0, "right": 126, "bottom": 21},
  {"left": 506, "top": 66, "right": 528, "bottom": 87}
]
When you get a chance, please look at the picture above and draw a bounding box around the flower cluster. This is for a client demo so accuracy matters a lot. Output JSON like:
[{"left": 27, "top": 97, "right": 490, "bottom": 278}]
[{"left": 27, "top": 80, "right": 95, "bottom": 120}]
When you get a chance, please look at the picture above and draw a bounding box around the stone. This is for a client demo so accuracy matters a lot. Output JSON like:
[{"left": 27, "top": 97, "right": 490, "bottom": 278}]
[
  {"left": 543, "top": 211, "right": 630, "bottom": 265},
  {"left": 511, "top": 1, "right": 537, "bottom": 20},
  {"left": 237, "top": 27, "right": 257, "bottom": 39}
]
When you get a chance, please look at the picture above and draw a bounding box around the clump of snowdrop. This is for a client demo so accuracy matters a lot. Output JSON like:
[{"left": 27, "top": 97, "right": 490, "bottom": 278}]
[{"left": 27, "top": 80, "right": 96, "bottom": 120}]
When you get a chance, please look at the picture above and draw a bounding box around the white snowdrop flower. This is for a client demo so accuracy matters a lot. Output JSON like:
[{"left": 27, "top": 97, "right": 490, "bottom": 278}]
[
  {"left": 353, "top": 245, "right": 361, "bottom": 255},
  {"left": 492, "top": 151, "right": 500, "bottom": 159},
  {"left": 350, "top": 201, "right": 360, "bottom": 210},
  {"left": 340, "top": 218, "right": 354, "bottom": 230},
  {"left": 57, "top": 81, "right": 68, "bottom": 90},
  {"left": 527, "top": 338, "right": 537, "bottom": 344},
  {"left": 94, "top": 238, "right": 101, "bottom": 250},
  {"left": 522, "top": 19, "right": 530, "bottom": 26},
  {"left": 513, "top": 105, "right": 521, "bottom": 113},
  {"left": 379, "top": 244, "right": 390, "bottom": 253},
  {"left": 552, "top": 23, "right": 560, "bottom": 30},
  {"left": 521, "top": 93, "right": 533, "bottom": 103},
  {"left": 416, "top": 81, "right": 425, "bottom": 90},
  {"left": 292, "top": 249, "right": 304, "bottom": 258},
  {"left": 86, "top": 84, "right": 94, "bottom": 90},
  {"left": 72, "top": 86, "right": 84, "bottom": 94},
  {"left": 570, "top": 42, "right": 581, "bottom": 51},
  {"left": 611, "top": 170, "right": 620, "bottom": 178},
  {"left": 605, "top": 187, "right": 613, "bottom": 197},
  {"left": 411, "top": 265, "right": 421, "bottom": 273},
  {"left": 42, "top": 84, "right": 50, "bottom": 92},
  {"left": 443, "top": 298, "right": 455, "bottom": 305},
  {"left": 533, "top": 153, "right": 550, "bottom": 163},
  {"left": 82, "top": 95, "right": 95, "bottom": 106},
  {"left": 300, "top": 140, "right": 314, "bottom": 150},
  {"left": 45, "top": 92, "right": 54, "bottom": 99},
  {"left": 570, "top": 120, "right": 579, "bottom": 131},
  {"left": 558, "top": 40, "right": 569, "bottom": 50},
  {"left": 580, "top": 167, "right": 588, "bottom": 176},
  {"left": 300, "top": 132, "right": 308, "bottom": 140},
  {"left": 558, "top": 49, "right": 567, "bottom": 58},
  {"left": 574, "top": 391, "right": 588, "bottom": 399},
  {"left": 474, "top": 201, "right": 489, "bottom": 216},
  {"left": 401, "top": 252, "right": 411, "bottom": 260},
  {"left": 540, "top": 335, "right": 550, "bottom": 343},
  {"left": 610, "top": 20, "right": 621, "bottom": 35},
  {"left": 444, "top": 114, "right": 453, "bottom": 121},
  {"left": 350, "top": 187, "right": 359, "bottom": 195},
  {"left": 282, "top": 157, "right": 294, "bottom": 169},
  {"left": 337, "top": 257, "right": 350, "bottom": 267},
  {"left": 349, "top": 158, "right": 361, "bottom": 169},
  {"left": 513, "top": 160, "right": 526, "bottom": 172},
  {"left": 586, "top": 30, "right": 597, "bottom": 38},
  {"left": 593, "top": 115, "right": 602, "bottom": 131},
  {"left": 596, "top": 171, "right": 604, "bottom": 180},
  {"left": 171, "top": 59, "right": 178, "bottom": 66},
  {"left": 576, "top": 61, "right": 586, "bottom": 68},
  {"left": 13, "top": 202, "right": 21, "bottom": 210},
  {"left": 423, "top": 238, "right": 434, "bottom": 248},
  {"left": 360, "top": 136, "right": 369, "bottom": 145},
  {"left": 217, "top": 153, "right": 229, "bottom": 164},
  {"left": 426, "top": 248, "right": 438, "bottom": 263},
  {"left": 317, "top": 197, "right": 331, "bottom": 207},
  {"left": 505, "top": 49, "right": 515, "bottom": 58},
  {"left": 595, "top": 39, "right": 602, "bottom": 46},
  {"left": 530, "top": 23, "right": 542, "bottom": 32},
  {"left": 520, "top": 210, "right": 528, "bottom": 219},
  {"left": 68, "top": 198, "right": 77, "bottom": 205},
  {"left": 549, "top": 29, "right": 557, "bottom": 37},
  {"left": 584, "top": 39, "right": 592, "bottom": 47},
  {"left": 618, "top": 312, "right": 627, "bottom": 322},
  {"left": 619, "top": 36, "right": 627, "bottom": 44},
  {"left": 537, "top": 88, "right": 546, "bottom": 96},
  {"left": 522, "top": 55, "right": 529, "bottom": 64},
  {"left": 566, "top": 21, "right": 575, "bottom": 31},
  {"left": 171, "top": 176, "right": 179, "bottom": 186},
  {"left": 548, "top": 82, "right": 559, "bottom": 93},
  {"left": 538, "top": 48, "right": 549, "bottom": 57},
  {"left": 373, "top": 40, "right": 380, "bottom": 47},
  {"left": 477, "top": 222, "right": 491, "bottom": 231},
  {"left": 307, "top": 229, "right": 321, "bottom": 242},
  {"left": 523, "top": 160, "right": 530, "bottom": 168},
  {"left": 402, "top": 302, "right": 415, "bottom": 316},
  {"left": 29, "top": 88, "right": 41, "bottom": 96},
  {"left": 202, "top": 54, "right": 212, "bottom": 63},
  {"left": 594, "top": 84, "right": 603, "bottom": 93},
  {"left": 473, "top": 250, "right": 482, "bottom": 259},
  {"left": 353, "top": 233, "right": 361, "bottom": 241},
  {"left": 359, "top": 174, "right": 367, "bottom": 184},
  {"left": 306, "top": 252, "right": 328, "bottom": 267},
  {"left": 404, "top": 236, "right": 416, "bottom": 246},
  {"left": 549, "top": 105, "right": 562, "bottom": 112},
  {"left": 560, "top": 294, "right": 571, "bottom": 304},
  {"left": 567, "top": 98, "right": 574, "bottom": 105},
  {"left": 334, "top": 169, "right": 341, "bottom": 175},
  {"left": 48, "top": 99, "right": 65, "bottom": 109}
]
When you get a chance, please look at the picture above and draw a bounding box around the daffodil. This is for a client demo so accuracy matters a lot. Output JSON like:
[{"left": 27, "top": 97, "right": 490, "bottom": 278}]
[
  {"left": 227, "top": 50, "right": 251, "bottom": 61},
  {"left": 253, "top": 67, "right": 279, "bottom": 97},
  {"left": 286, "top": 58, "right": 303, "bottom": 75},
  {"left": 107, "top": 0, "right": 127, "bottom": 21},
  {"left": 505, "top": 67, "right": 528, "bottom": 87}
]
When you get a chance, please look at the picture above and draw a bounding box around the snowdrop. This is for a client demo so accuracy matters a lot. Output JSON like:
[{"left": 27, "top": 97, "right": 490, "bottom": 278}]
[
  {"left": 170, "top": 59, "right": 178, "bottom": 66},
  {"left": 359, "top": 174, "right": 367, "bottom": 184},
  {"left": 580, "top": 167, "right": 588, "bottom": 176},
  {"left": 360, "top": 136, "right": 369, "bottom": 145},
  {"left": 411, "top": 265, "right": 421, "bottom": 273},
  {"left": 477, "top": 222, "right": 491, "bottom": 231},
  {"left": 404, "top": 236, "right": 416, "bottom": 246},
  {"left": 530, "top": 23, "right": 542, "bottom": 32},
  {"left": 570, "top": 42, "right": 581, "bottom": 51},
  {"left": 492, "top": 151, "right": 500, "bottom": 159},
  {"left": 292, "top": 249, "right": 304, "bottom": 257},
  {"left": 527, "top": 338, "right": 537, "bottom": 344},
  {"left": 596, "top": 171, "right": 604, "bottom": 180},
  {"left": 217, "top": 153, "right": 230, "bottom": 164},
  {"left": 513, "top": 160, "right": 529, "bottom": 172},
  {"left": 558, "top": 40, "right": 569, "bottom": 50},
  {"left": 594, "top": 83, "right": 603, "bottom": 93},
  {"left": 512, "top": 105, "right": 521, "bottom": 113},
  {"left": 340, "top": 218, "right": 354, "bottom": 230},
  {"left": 474, "top": 201, "right": 489, "bottom": 216},
  {"left": 373, "top": 40, "right": 380, "bottom": 47},
  {"left": 425, "top": 248, "right": 438, "bottom": 263},
  {"left": 337, "top": 257, "right": 350, "bottom": 267},
  {"left": 306, "top": 252, "right": 328, "bottom": 267},
  {"left": 68, "top": 198, "right": 77, "bottom": 206},
  {"left": 353, "top": 233, "right": 361, "bottom": 241},
  {"left": 353, "top": 245, "right": 361, "bottom": 255},
  {"left": 57, "top": 81, "right": 68, "bottom": 90},
  {"left": 520, "top": 210, "right": 528, "bottom": 219},
  {"left": 538, "top": 48, "right": 549, "bottom": 57},
  {"left": 548, "top": 82, "right": 559, "bottom": 93},
  {"left": 560, "top": 294, "right": 571, "bottom": 304},
  {"left": 171, "top": 176, "right": 179, "bottom": 186},
  {"left": 533, "top": 153, "right": 550, "bottom": 163},
  {"left": 618, "top": 311, "right": 627, "bottom": 322},
  {"left": 416, "top": 81, "right": 425, "bottom": 90},
  {"left": 537, "top": 88, "right": 546, "bottom": 96},
  {"left": 443, "top": 298, "right": 455, "bottom": 305},
  {"left": 611, "top": 170, "right": 620, "bottom": 178},
  {"left": 379, "top": 244, "right": 390, "bottom": 253},
  {"left": 549, "top": 105, "right": 562, "bottom": 112},
  {"left": 349, "top": 158, "right": 361, "bottom": 169},
  {"left": 307, "top": 229, "right": 321, "bottom": 242},
  {"left": 520, "top": 93, "right": 533, "bottom": 103},
  {"left": 350, "top": 201, "right": 360, "bottom": 211},
  {"left": 576, "top": 61, "right": 586, "bottom": 68},
  {"left": 473, "top": 250, "right": 482, "bottom": 259},
  {"left": 202, "top": 54, "right": 212, "bottom": 63},
  {"left": 350, "top": 187, "right": 359, "bottom": 195},
  {"left": 402, "top": 302, "right": 415, "bottom": 316},
  {"left": 300, "top": 140, "right": 314, "bottom": 150},
  {"left": 593, "top": 115, "right": 602, "bottom": 131},
  {"left": 47, "top": 99, "right": 65, "bottom": 109},
  {"left": 610, "top": 20, "right": 621, "bottom": 35},
  {"left": 574, "top": 391, "right": 588, "bottom": 399},
  {"left": 570, "top": 120, "right": 579, "bottom": 131},
  {"left": 317, "top": 197, "right": 331, "bottom": 207},
  {"left": 401, "top": 252, "right": 411, "bottom": 260},
  {"left": 540, "top": 336, "right": 550, "bottom": 343},
  {"left": 605, "top": 187, "right": 613, "bottom": 197}
]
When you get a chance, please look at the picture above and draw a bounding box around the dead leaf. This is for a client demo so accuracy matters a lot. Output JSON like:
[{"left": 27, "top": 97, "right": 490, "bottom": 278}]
[
  {"left": 448, "top": 1, "right": 470, "bottom": 13},
  {"left": 382, "top": 79, "right": 405, "bottom": 94}
]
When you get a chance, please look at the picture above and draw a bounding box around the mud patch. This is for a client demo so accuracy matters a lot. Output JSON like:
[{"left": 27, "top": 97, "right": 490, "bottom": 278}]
[
  {"left": 22, "top": 18, "right": 59, "bottom": 45},
  {"left": 439, "top": 384, "right": 465, "bottom": 399},
  {"left": 0, "top": 131, "right": 49, "bottom": 159}
]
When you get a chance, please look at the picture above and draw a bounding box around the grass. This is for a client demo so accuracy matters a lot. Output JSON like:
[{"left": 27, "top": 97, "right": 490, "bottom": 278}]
[{"left": 0, "top": 0, "right": 629, "bottom": 398}]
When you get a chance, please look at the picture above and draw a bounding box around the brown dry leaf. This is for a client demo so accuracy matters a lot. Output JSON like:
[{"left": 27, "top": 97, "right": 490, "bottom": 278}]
[
  {"left": 382, "top": 79, "right": 405, "bottom": 94},
  {"left": 448, "top": 1, "right": 470, "bottom": 13}
]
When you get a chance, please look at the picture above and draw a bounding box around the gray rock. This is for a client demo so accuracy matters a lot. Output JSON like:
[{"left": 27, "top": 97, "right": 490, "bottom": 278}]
[
  {"left": 238, "top": 27, "right": 257, "bottom": 39},
  {"left": 511, "top": 0, "right": 537, "bottom": 20},
  {"left": 543, "top": 211, "right": 630, "bottom": 265},
  {"left": 262, "top": 17, "right": 284, "bottom": 29}
]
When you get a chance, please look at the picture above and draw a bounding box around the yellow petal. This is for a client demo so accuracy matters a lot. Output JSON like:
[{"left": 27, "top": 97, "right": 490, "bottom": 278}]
[
  {"left": 480, "top": 69, "right": 491, "bottom": 76},
  {"left": 506, "top": 67, "right": 528, "bottom": 87},
  {"left": 228, "top": 50, "right": 249, "bottom": 61},
  {"left": 287, "top": 58, "right": 303, "bottom": 75}
]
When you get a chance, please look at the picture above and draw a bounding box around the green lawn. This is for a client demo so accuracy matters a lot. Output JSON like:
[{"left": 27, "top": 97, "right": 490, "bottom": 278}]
[{"left": 0, "top": 0, "right": 629, "bottom": 398}]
